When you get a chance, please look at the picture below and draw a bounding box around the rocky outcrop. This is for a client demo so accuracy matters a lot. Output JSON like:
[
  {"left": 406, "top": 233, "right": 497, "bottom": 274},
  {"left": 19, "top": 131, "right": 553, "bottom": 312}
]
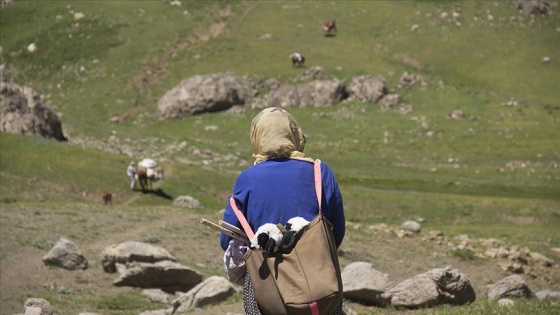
[
  {"left": 158, "top": 71, "right": 401, "bottom": 117},
  {"left": 346, "top": 75, "right": 386, "bottom": 103},
  {"left": 157, "top": 72, "right": 254, "bottom": 119},
  {"left": 0, "top": 82, "right": 66, "bottom": 141},
  {"left": 263, "top": 79, "right": 347, "bottom": 108}
]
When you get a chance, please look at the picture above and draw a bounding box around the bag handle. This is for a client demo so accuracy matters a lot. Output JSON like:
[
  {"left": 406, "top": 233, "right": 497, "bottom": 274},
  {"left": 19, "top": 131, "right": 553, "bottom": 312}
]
[{"left": 229, "top": 159, "right": 322, "bottom": 240}]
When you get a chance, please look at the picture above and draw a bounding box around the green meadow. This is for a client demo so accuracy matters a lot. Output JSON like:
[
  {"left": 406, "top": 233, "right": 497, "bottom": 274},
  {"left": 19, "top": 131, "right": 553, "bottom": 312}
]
[{"left": 1, "top": 1, "right": 559, "bottom": 314}]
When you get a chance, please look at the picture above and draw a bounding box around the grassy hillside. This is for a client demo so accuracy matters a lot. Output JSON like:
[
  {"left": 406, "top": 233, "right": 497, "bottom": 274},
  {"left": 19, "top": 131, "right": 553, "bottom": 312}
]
[{"left": 1, "top": 0, "right": 559, "bottom": 314}]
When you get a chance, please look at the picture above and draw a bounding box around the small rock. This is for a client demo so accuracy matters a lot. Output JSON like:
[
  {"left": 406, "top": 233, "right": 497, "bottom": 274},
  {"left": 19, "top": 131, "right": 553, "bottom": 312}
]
[{"left": 498, "top": 298, "right": 515, "bottom": 307}]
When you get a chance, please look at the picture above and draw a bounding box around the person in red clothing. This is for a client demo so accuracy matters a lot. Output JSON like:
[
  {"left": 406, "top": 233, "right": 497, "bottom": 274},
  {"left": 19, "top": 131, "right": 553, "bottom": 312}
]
[
  {"left": 324, "top": 19, "right": 337, "bottom": 35},
  {"left": 220, "top": 107, "right": 345, "bottom": 315}
]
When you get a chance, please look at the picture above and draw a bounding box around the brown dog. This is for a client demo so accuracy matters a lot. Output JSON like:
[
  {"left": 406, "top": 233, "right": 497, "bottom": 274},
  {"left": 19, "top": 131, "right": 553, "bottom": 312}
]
[{"left": 102, "top": 191, "right": 112, "bottom": 205}]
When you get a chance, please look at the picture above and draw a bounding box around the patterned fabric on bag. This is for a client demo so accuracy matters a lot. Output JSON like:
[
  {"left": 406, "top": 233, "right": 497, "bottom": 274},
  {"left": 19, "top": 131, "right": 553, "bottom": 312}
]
[{"left": 224, "top": 239, "right": 249, "bottom": 285}]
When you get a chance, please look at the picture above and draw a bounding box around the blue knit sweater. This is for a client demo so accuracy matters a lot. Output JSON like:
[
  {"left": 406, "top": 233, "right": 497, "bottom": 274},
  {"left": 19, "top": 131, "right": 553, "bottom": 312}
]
[{"left": 220, "top": 158, "right": 345, "bottom": 251}]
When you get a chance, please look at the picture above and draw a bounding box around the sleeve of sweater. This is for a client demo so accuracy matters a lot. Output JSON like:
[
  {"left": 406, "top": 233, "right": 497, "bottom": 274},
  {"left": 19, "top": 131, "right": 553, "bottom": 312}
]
[
  {"left": 219, "top": 172, "right": 251, "bottom": 251},
  {"left": 321, "top": 162, "right": 346, "bottom": 248}
]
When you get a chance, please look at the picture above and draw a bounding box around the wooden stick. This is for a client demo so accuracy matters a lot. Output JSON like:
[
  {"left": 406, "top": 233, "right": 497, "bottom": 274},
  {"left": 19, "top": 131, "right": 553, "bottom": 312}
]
[
  {"left": 200, "top": 218, "right": 249, "bottom": 242},
  {"left": 219, "top": 220, "right": 247, "bottom": 238}
]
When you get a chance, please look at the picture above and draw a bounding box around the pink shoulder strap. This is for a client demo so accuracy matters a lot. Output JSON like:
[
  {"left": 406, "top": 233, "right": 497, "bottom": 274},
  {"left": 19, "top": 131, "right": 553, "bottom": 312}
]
[
  {"left": 314, "top": 159, "right": 322, "bottom": 213},
  {"left": 229, "top": 159, "right": 323, "bottom": 239}
]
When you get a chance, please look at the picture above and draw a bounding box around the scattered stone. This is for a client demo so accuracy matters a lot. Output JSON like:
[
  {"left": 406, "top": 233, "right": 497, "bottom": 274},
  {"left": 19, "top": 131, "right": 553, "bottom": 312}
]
[
  {"left": 383, "top": 266, "right": 476, "bottom": 308},
  {"left": 113, "top": 260, "right": 202, "bottom": 291},
  {"left": 73, "top": 12, "right": 85, "bottom": 20},
  {"left": 517, "top": 0, "right": 551, "bottom": 15},
  {"left": 498, "top": 298, "right": 515, "bottom": 307},
  {"left": 379, "top": 93, "right": 401, "bottom": 110},
  {"left": 536, "top": 289, "right": 560, "bottom": 300},
  {"left": 485, "top": 275, "right": 535, "bottom": 300},
  {"left": 42, "top": 237, "right": 88, "bottom": 270},
  {"left": 27, "top": 43, "right": 37, "bottom": 53},
  {"left": 295, "top": 66, "right": 325, "bottom": 81},
  {"left": 24, "top": 298, "right": 54, "bottom": 315},
  {"left": 530, "top": 252, "right": 554, "bottom": 267},
  {"left": 342, "top": 261, "right": 395, "bottom": 306},
  {"left": 499, "top": 262, "right": 525, "bottom": 274},
  {"left": 173, "top": 195, "right": 203, "bottom": 209},
  {"left": 100, "top": 241, "right": 176, "bottom": 273},
  {"left": 142, "top": 288, "right": 170, "bottom": 304},
  {"left": 171, "top": 276, "right": 236, "bottom": 312},
  {"left": 24, "top": 307, "right": 42, "bottom": 315},
  {"left": 400, "top": 220, "right": 421, "bottom": 233},
  {"left": 449, "top": 110, "right": 465, "bottom": 120},
  {"left": 481, "top": 238, "right": 504, "bottom": 249},
  {"left": 399, "top": 72, "right": 426, "bottom": 89}
]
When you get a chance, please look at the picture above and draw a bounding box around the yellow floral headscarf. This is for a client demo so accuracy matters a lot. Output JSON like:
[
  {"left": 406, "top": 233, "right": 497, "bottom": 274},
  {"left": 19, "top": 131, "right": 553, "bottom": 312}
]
[{"left": 250, "top": 107, "right": 314, "bottom": 164}]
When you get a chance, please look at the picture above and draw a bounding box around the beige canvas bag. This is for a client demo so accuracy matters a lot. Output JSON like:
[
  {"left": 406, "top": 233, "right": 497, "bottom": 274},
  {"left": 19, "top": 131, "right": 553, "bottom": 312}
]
[{"left": 230, "top": 159, "right": 343, "bottom": 315}]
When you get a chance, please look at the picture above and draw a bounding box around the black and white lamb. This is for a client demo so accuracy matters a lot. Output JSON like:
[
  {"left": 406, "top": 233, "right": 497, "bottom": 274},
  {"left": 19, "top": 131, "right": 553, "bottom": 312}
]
[
  {"left": 280, "top": 216, "right": 310, "bottom": 253},
  {"left": 250, "top": 223, "right": 283, "bottom": 255}
]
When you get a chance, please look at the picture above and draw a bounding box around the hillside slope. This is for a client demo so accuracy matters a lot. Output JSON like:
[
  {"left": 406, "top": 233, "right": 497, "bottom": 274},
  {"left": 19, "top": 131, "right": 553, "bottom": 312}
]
[{"left": 1, "top": 0, "right": 559, "bottom": 314}]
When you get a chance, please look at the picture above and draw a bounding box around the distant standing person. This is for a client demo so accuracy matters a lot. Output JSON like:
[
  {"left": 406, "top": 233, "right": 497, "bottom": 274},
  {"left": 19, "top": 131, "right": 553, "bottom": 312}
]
[
  {"left": 127, "top": 162, "right": 136, "bottom": 190},
  {"left": 324, "top": 20, "right": 337, "bottom": 36}
]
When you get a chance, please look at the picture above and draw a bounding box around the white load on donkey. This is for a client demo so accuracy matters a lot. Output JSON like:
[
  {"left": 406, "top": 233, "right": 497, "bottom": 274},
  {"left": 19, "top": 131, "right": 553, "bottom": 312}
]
[{"left": 136, "top": 158, "right": 164, "bottom": 191}]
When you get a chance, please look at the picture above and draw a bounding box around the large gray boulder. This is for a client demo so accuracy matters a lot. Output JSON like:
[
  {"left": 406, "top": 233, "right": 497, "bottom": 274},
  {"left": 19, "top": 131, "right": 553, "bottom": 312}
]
[
  {"left": 24, "top": 298, "right": 54, "bottom": 315},
  {"left": 42, "top": 237, "right": 88, "bottom": 270},
  {"left": 100, "top": 241, "right": 176, "bottom": 273},
  {"left": 346, "top": 75, "right": 386, "bottom": 103},
  {"left": 536, "top": 289, "right": 560, "bottom": 300},
  {"left": 383, "top": 266, "right": 476, "bottom": 308},
  {"left": 485, "top": 275, "right": 535, "bottom": 300},
  {"left": 0, "top": 82, "right": 66, "bottom": 141},
  {"left": 264, "top": 79, "right": 347, "bottom": 108},
  {"left": 342, "top": 261, "right": 395, "bottom": 306},
  {"left": 517, "top": 0, "right": 551, "bottom": 14},
  {"left": 157, "top": 72, "right": 254, "bottom": 119},
  {"left": 171, "top": 276, "right": 236, "bottom": 312},
  {"left": 113, "top": 260, "right": 203, "bottom": 291}
]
